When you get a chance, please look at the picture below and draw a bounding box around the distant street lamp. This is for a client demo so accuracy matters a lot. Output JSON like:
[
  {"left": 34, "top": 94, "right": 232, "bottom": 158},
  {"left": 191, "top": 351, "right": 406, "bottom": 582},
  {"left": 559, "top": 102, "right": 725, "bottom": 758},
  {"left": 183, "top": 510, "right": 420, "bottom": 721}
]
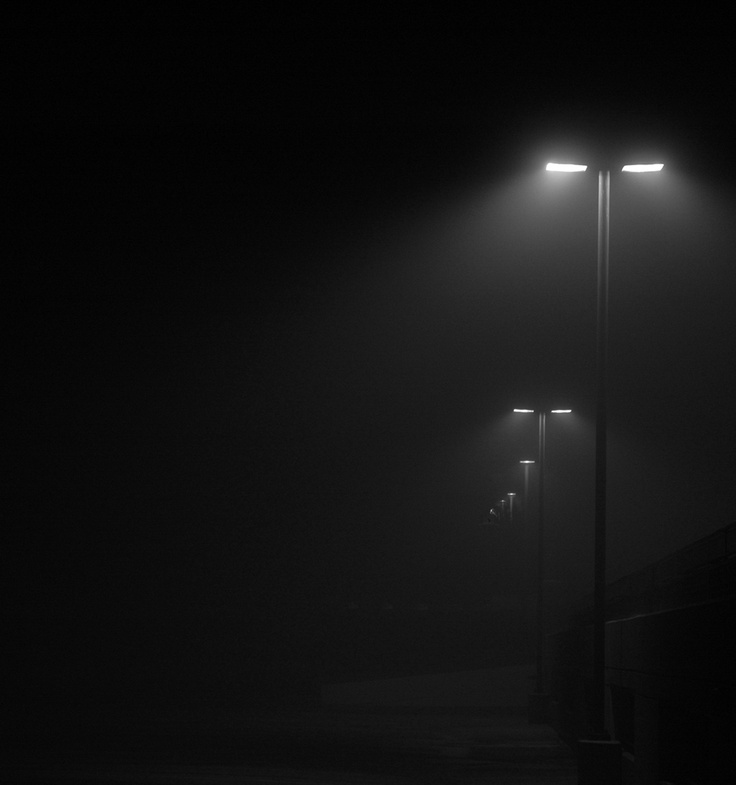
[
  {"left": 518, "top": 461, "right": 536, "bottom": 659},
  {"left": 546, "top": 160, "right": 663, "bottom": 740},
  {"left": 519, "top": 460, "right": 535, "bottom": 530},
  {"left": 507, "top": 492, "right": 517, "bottom": 523},
  {"left": 513, "top": 407, "right": 571, "bottom": 722}
]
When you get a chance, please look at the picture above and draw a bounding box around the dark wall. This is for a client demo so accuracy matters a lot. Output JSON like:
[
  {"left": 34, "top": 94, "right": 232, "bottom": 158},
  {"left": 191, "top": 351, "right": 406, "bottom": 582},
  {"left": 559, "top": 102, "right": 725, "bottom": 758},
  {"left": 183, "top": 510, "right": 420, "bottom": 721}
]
[{"left": 547, "top": 521, "right": 736, "bottom": 784}]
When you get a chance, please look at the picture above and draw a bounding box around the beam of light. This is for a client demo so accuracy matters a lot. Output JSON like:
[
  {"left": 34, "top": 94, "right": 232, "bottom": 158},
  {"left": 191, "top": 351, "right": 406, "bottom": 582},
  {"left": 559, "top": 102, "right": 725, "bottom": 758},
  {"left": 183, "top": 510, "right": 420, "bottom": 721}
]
[
  {"left": 621, "top": 163, "right": 664, "bottom": 172},
  {"left": 546, "top": 163, "right": 588, "bottom": 172},
  {"left": 551, "top": 409, "right": 572, "bottom": 413},
  {"left": 513, "top": 408, "right": 535, "bottom": 413}
]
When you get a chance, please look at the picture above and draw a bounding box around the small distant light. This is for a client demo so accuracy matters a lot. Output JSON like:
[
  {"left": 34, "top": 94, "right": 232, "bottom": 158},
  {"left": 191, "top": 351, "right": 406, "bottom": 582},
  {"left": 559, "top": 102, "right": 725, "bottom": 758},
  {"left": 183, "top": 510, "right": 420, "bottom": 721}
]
[
  {"left": 622, "top": 163, "right": 664, "bottom": 172},
  {"left": 514, "top": 408, "right": 534, "bottom": 413},
  {"left": 551, "top": 409, "right": 572, "bottom": 414},
  {"left": 546, "top": 163, "right": 588, "bottom": 172},
  {"left": 508, "top": 492, "right": 517, "bottom": 496},
  {"left": 520, "top": 460, "right": 536, "bottom": 464}
]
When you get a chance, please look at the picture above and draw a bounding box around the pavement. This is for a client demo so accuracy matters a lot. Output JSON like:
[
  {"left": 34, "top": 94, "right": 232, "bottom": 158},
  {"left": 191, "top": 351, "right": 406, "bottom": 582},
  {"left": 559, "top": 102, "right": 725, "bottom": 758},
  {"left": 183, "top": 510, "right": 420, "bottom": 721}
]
[
  {"left": 321, "top": 662, "right": 541, "bottom": 710},
  {"left": 6, "top": 664, "right": 577, "bottom": 783}
]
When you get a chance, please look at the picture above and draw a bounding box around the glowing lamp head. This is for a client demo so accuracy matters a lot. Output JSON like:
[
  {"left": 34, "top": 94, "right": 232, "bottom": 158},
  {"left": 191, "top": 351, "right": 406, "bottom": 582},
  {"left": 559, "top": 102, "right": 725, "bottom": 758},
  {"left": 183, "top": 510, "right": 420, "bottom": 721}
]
[
  {"left": 514, "top": 408, "right": 535, "bottom": 413},
  {"left": 551, "top": 409, "right": 572, "bottom": 414},
  {"left": 546, "top": 163, "right": 588, "bottom": 172},
  {"left": 622, "top": 163, "right": 664, "bottom": 172}
]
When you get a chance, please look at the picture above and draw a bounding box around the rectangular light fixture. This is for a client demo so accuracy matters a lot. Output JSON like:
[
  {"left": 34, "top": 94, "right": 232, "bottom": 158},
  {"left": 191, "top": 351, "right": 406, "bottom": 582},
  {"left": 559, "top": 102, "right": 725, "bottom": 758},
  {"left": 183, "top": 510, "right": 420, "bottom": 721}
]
[
  {"left": 514, "top": 408, "right": 535, "bottom": 413},
  {"left": 622, "top": 163, "right": 664, "bottom": 172},
  {"left": 551, "top": 409, "right": 572, "bottom": 413},
  {"left": 546, "top": 163, "right": 588, "bottom": 172}
]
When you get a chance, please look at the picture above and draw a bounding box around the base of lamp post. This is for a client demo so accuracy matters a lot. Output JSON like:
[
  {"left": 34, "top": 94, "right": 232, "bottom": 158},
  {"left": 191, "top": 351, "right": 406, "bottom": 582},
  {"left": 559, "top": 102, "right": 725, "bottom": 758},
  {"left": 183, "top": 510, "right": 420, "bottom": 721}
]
[
  {"left": 528, "top": 692, "right": 550, "bottom": 724},
  {"left": 577, "top": 738, "right": 621, "bottom": 785}
]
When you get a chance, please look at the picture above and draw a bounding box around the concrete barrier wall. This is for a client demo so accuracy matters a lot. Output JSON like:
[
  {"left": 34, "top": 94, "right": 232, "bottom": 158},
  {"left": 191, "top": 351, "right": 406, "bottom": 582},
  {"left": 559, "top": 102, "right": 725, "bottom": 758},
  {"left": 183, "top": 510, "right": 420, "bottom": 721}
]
[
  {"left": 606, "top": 598, "right": 735, "bottom": 784},
  {"left": 548, "top": 521, "right": 736, "bottom": 784}
]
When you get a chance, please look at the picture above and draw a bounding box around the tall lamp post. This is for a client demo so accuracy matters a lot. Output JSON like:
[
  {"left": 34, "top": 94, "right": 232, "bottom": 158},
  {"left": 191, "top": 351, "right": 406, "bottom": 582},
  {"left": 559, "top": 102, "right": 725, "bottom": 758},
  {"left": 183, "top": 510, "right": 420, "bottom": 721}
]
[
  {"left": 518, "top": 460, "right": 535, "bottom": 671},
  {"left": 514, "top": 407, "right": 571, "bottom": 722},
  {"left": 546, "top": 161, "right": 663, "bottom": 745},
  {"left": 519, "top": 460, "right": 535, "bottom": 530},
  {"left": 507, "top": 491, "right": 517, "bottom": 523}
]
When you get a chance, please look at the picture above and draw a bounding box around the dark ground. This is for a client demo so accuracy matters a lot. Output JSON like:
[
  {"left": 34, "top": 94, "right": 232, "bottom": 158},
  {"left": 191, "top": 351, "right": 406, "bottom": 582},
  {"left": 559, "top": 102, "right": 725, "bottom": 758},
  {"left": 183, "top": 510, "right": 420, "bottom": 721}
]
[
  {"left": 6, "top": 664, "right": 576, "bottom": 783},
  {"left": 6, "top": 707, "right": 576, "bottom": 784}
]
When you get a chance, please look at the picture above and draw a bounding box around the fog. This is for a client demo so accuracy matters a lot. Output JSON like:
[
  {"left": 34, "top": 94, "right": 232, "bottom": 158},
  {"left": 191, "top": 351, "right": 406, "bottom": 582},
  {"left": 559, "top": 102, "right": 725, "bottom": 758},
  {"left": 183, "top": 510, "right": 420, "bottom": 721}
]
[{"left": 7, "top": 7, "right": 736, "bottom": 739}]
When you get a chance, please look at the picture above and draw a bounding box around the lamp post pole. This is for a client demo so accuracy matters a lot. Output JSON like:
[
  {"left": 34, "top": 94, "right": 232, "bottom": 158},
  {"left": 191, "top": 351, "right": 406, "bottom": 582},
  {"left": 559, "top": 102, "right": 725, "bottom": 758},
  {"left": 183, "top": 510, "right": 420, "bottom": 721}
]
[
  {"left": 593, "top": 169, "right": 610, "bottom": 739},
  {"left": 536, "top": 411, "right": 546, "bottom": 700}
]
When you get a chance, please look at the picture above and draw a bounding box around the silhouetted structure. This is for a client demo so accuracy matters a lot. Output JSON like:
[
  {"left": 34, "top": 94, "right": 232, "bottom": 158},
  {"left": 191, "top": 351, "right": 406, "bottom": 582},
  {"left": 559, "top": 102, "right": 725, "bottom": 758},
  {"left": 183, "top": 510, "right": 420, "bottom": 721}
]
[{"left": 547, "top": 521, "right": 736, "bottom": 783}]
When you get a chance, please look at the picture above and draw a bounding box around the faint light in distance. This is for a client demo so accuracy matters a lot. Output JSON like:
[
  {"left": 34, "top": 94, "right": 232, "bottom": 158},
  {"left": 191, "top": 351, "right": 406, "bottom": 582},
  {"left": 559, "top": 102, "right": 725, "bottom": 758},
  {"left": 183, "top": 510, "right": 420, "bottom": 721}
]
[
  {"left": 519, "top": 460, "right": 535, "bottom": 464},
  {"left": 514, "top": 408, "right": 535, "bottom": 413},
  {"left": 621, "top": 163, "right": 664, "bottom": 172},
  {"left": 546, "top": 163, "right": 588, "bottom": 172}
]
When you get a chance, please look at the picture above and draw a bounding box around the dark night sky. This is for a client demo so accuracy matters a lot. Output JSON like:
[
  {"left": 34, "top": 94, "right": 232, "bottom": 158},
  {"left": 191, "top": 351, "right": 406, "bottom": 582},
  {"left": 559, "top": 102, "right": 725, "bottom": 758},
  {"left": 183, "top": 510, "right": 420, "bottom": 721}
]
[{"left": 6, "top": 7, "right": 736, "bottom": 690}]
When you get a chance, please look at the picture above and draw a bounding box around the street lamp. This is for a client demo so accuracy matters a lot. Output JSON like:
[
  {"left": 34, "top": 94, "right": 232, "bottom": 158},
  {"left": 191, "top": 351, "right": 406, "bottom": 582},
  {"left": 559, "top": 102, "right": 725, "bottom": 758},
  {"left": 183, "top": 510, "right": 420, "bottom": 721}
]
[
  {"left": 519, "top": 460, "right": 535, "bottom": 529},
  {"left": 507, "top": 492, "right": 517, "bottom": 523},
  {"left": 518, "top": 460, "right": 536, "bottom": 556},
  {"left": 546, "top": 161, "right": 663, "bottom": 740},
  {"left": 513, "top": 407, "right": 571, "bottom": 722}
]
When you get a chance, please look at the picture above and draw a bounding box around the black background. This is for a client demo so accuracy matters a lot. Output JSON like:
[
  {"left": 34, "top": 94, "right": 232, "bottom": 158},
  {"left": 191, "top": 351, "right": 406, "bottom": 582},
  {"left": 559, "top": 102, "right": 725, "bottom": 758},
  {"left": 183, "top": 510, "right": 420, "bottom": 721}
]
[{"left": 6, "top": 6, "right": 736, "bottom": 721}]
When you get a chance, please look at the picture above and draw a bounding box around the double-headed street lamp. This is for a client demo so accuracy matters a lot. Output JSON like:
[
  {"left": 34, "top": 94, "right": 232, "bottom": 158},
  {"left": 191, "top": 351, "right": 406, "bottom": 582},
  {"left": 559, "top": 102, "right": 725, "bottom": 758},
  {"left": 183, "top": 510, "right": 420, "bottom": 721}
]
[
  {"left": 514, "top": 407, "right": 571, "bottom": 721},
  {"left": 546, "top": 160, "right": 663, "bottom": 741}
]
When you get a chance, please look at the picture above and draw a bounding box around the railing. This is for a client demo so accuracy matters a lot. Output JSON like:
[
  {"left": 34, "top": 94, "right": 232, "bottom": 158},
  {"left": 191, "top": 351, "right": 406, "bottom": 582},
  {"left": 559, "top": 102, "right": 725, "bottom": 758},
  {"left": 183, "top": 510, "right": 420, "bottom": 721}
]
[{"left": 570, "top": 521, "right": 736, "bottom": 623}]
